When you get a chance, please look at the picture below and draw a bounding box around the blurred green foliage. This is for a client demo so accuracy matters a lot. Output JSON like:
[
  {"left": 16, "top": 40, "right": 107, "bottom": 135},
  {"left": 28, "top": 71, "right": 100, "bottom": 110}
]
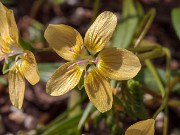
[
  {"left": 172, "top": 8, "right": 180, "bottom": 39},
  {"left": 112, "top": 0, "right": 143, "bottom": 48}
]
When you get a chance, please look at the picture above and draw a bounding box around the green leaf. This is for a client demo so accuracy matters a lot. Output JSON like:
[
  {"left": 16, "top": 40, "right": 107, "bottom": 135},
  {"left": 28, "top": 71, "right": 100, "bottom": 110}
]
[
  {"left": 135, "top": 68, "right": 165, "bottom": 93},
  {"left": 78, "top": 102, "right": 93, "bottom": 130},
  {"left": 122, "top": 79, "right": 148, "bottom": 120},
  {"left": 171, "top": 70, "right": 180, "bottom": 94},
  {"left": 77, "top": 71, "right": 85, "bottom": 90},
  {"left": 128, "top": 80, "right": 148, "bottom": 119},
  {"left": 1, "top": 0, "right": 16, "bottom": 4},
  {"left": 19, "top": 37, "right": 34, "bottom": 52},
  {"left": 112, "top": 124, "right": 124, "bottom": 135},
  {"left": 68, "top": 91, "right": 82, "bottom": 118},
  {"left": 42, "top": 113, "right": 82, "bottom": 135},
  {"left": 2, "top": 57, "right": 16, "bottom": 74},
  {"left": 2, "top": 62, "right": 9, "bottom": 74},
  {"left": 112, "top": 0, "right": 143, "bottom": 48},
  {"left": 38, "top": 63, "right": 62, "bottom": 82},
  {"left": 28, "top": 26, "right": 43, "bottom": 43},
  {"left": 0, "top": 77, "right": 7, "bottom": 85},
  {"left": 172, "top": 8, "right": 180, "bottom": 39},
  {"left": 52, "top": 0, "right": 65, "bottom": 5}
]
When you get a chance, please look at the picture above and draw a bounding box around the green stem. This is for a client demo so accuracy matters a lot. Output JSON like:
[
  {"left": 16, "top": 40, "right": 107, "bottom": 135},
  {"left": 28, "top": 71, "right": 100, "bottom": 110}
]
[
  {"left": 152, "top": 95, "right": 168, "bottom": 119},
  {"left": 168, "top": 99, "right": 180, "bottom": 106},
  {"left": 137, "top": 48, "right": 165, "bottom": 61},
  {"left": 128, "top": 45, "right": 160, "bottom": 52},
  {"left": 134, "top": 9, "right": 156, "bottom": 48},
  {"left": 30, "top": 0, "right": 44, "bottom": 18},
  {"left": 162, "top": 48, "right": 171, "bottom": 135},
  {"left": 144, "top": 86, "right": 180, "bottom": 107},
  {"left": 145, "top": 60, "right": 165, "bottom": 98},
  {"left": 78, "top": 102, "right": 93, "bottom": 130},
  {"left": 91, "top": 0, "right": 100, "bottom": 23},
  {"left": 163, "top": 107, "right": 168, "bottom": 135},
  {"left": 152, "top": 48, "right": 171, "bottom": 127}
]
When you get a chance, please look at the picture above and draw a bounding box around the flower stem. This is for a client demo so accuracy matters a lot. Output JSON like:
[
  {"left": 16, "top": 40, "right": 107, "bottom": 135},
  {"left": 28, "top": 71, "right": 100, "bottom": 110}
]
[
  {"left": 152, "top": 48, "right": 171, "bottom": 133},
  {"left": 91, "top": 0, "right": 100, "bottom": 23},
  {"left": 137, "top": 48, "right": 165, "bottom": 61},
  {"left": 145, "top": 59, "right": 165, "bottom": 98},
  {"left": 162, "top": 48, "right": 171, "bottom": 135},
  {"left": 134, "top": 8, "right": 156, "bottom": 48}
]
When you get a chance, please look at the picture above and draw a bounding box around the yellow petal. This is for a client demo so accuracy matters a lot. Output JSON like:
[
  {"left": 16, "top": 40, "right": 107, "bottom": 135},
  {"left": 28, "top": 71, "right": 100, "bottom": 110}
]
[
  {"left": 8, "top": 66, "right": 25, "bottom": 109},
  {"left": 20, "top": 50, "right": 40, "bottom": 85},
  {"left": 125, "top": 119, "right": 155, "bottom": 135},
  {"left": 97, "top": 48, "right": 141, "bottom": 80},
  {"left": 0, "top": 2, "right": 9, "bottom": 38},
  {"left": 44, "top": 24, "right": 83, "bottom": 61},
  {"left": 46, "top": 62, "right": 83, "bottom": 96},
  {"left": 84, "top": 68, "right": 112, "bottom": 113},
  {"left": 6, "top": 9, "right": 19, "bottom": 45},
  {"left": 84, "top": 11, "right": 117, "bottom": 54}
]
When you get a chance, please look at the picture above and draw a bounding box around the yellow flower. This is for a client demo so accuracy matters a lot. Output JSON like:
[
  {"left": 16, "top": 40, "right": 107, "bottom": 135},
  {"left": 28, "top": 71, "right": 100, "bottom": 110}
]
[
  {"left": 125, "top": 119, "right": 155, "bottom": 135},
  {"left": 44, "top": 11, "right": 141, "bottom": 112},
  {"left": 0, "top": 2, "right": 40, "bottom": 109}
]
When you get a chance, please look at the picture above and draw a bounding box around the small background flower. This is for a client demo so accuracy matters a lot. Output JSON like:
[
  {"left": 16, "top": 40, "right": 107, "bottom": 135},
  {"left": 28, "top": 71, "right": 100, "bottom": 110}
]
[{"left": 0, "top": 2, "right": 39, "bottom": 109}]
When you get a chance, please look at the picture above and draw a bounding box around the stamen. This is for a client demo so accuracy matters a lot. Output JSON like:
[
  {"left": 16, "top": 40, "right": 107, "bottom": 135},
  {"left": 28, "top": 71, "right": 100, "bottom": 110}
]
[
  {"left": 23, "top": 52, "right": 27, "bottom": 56},
  {"left": 67, "top": 48, "right": 75, "bottom": 53},
  {"left": 93, "top": 57, "right": 99, "bottom": 64},
  {"left": 67, "top": 64, "right": 75, "bottom": 70},
  {"left": 4, "top": 57, "right": 8, "bottom": 64},
  {"left": 80, "top": 45, "right": 89, "bottom": 56},
  {"left": 0, "top": 53, "right": 9, "bottom": 63},
  {"left": 15, "top": 68, "right": 18, "bottom": 74},
  {"left": 15, "top": 55, "right": 22, "bottom": 62},
  {"left": 76, "top": 59, "right": 87, "bottom": 65},
  {"left": 84, "top": 71, "right": 89, "bottom": 78},
  {"left": 81, "top": 45, "right": 84, "bottom": 51}
]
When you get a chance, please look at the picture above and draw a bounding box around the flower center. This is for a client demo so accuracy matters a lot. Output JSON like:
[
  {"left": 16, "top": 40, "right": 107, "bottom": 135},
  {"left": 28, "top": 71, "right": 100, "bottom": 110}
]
[
  {"left": 67, "top": 45, "right": 99, "bottom": 78},
  {"left": 0, "top": 37, "right": 23, "bottom": 63}
]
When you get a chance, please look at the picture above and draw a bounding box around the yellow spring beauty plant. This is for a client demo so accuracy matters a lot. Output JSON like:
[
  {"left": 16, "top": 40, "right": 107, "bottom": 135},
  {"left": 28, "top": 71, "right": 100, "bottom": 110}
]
[
  {"left": 0, "top": 2, "right": 39, "bottom": 109},
  {"left": 44, "top": 11, "right": 141, "bottom": 112}
]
